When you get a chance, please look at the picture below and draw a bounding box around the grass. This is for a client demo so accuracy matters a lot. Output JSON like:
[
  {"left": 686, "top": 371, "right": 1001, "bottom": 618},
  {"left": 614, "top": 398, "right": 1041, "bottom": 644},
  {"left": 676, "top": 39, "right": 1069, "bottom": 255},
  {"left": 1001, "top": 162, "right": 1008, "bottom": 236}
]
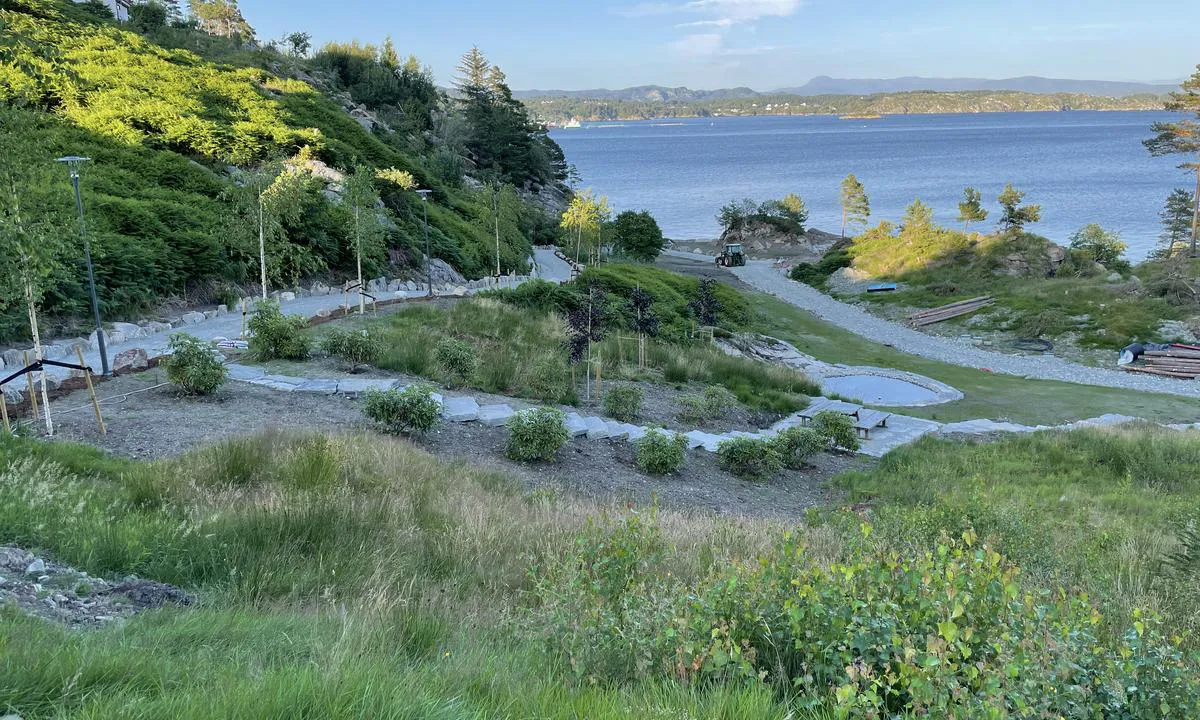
[
  {"left": 833, "top": 424, "right": 1200, "bottom": 643},
  {"left": 3, "top": 424, "right": 1199, "bottom": 716},
  {"left": 353, "top": 297, "right": 817, "bottom": 413},
  {"left": 750, "top": 292, "right": 1200, "bottom": 425}
]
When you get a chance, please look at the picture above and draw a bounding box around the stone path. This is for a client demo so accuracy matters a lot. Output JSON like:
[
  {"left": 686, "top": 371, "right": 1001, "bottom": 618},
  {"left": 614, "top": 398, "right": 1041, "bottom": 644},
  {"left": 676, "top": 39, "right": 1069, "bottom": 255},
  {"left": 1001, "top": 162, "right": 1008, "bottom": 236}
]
[
  {"left": 222, "top": 363, "right": 1182, "bottom": 458},
  {"left": 729, "top": 261, "right": 1200, "bottom": 399}
]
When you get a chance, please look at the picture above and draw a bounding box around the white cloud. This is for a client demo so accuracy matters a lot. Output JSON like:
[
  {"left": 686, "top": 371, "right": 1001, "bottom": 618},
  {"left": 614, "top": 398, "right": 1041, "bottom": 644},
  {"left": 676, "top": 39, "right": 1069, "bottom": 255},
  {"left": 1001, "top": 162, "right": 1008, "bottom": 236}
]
[
  {"left": 668, "top": 32, "right": 725, "bottom": 55},
  {"left": 621, "top": 0, "right": 801, "bottom": 22},
  {"left": 675, "top": 17, "right": 737, "bottom": 28}
]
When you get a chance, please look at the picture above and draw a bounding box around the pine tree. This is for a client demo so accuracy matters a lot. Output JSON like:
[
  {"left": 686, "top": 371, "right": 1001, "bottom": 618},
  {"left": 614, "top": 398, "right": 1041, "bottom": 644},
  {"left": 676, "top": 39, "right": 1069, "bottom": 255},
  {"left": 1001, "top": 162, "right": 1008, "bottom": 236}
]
[
  {"left": 454, "top": 46, "right": 490, "bottom": 93},
  {"left": 191, "top": 0, "right": 255, "bottom": 39},
  {"left": 1145, "top": 65, "right": 1200, "bottom": 256},
  {"left": 997, "top": 183, "right": 1041, "bottom": 231},
  {"left": 1159, "top": 189, "right": 1196, "bottom": 257},
  {"left": 379, "top": 36, "right": 400, "bottom": 72},
  {"left": 839, "top": 173, "right": 870, "bottom": 238},
  {"left": 957, "top": 187, "right": 988, "bottom": 230},
  {"left": 487, "top": 65, "right": 507, "bottom": 95},
  {"left": 901, "top": 199, "right": 934, "bottom": 235}
]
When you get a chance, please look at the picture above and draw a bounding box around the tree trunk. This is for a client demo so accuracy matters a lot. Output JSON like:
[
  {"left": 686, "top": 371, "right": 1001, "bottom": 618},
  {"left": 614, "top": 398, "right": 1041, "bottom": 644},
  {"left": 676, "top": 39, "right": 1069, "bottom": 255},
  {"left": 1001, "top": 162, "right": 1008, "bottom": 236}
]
[
  {"left": 25, "top": 281, "right": 52, "bottom": 436},
  {"left": 841, "top": 206, "right": 847, "bottom": 239},
  {"left": 355, "top": 206, "right": 364, "bottom": 314},
  {"left": 493, "top": 187, "right": 501, "bottom": 276},
  {"left": 1192, "top": 167, "right": 1199, "bottom": 258},
  {"left": 259, "top": 194, "right": 268, "bottom": 300}
]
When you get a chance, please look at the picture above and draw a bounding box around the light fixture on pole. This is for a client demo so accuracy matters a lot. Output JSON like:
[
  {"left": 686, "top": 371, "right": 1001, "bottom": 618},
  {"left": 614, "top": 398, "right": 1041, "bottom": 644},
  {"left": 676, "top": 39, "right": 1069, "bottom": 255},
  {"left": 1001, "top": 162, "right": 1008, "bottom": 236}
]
[
  {"left": 416, "top": 189, "right": 432, "bottom": 296},
  {"left": 55, "top": 155, "right": 109, "bottom": 377}
]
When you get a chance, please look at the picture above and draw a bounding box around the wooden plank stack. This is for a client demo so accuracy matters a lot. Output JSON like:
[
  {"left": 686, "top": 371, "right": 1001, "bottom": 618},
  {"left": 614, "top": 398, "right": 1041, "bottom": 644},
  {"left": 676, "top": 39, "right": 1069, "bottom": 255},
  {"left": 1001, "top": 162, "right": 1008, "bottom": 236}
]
[
  {"left": 1124, "top": 344, "right": 1200, "bottom": 379},
  {"left": 907, "top": 296, "right": 994, "bottom": 327}
]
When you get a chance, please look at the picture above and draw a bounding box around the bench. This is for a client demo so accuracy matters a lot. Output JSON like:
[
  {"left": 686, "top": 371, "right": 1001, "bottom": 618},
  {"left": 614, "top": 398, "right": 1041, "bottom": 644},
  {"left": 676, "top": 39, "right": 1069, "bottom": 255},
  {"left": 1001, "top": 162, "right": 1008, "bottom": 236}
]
[
  {"left": 853, "top": 409, "right": 892, "bottom": 439},
  {"left": 798, "top": 399, "right": 862, "bottom": 425}
]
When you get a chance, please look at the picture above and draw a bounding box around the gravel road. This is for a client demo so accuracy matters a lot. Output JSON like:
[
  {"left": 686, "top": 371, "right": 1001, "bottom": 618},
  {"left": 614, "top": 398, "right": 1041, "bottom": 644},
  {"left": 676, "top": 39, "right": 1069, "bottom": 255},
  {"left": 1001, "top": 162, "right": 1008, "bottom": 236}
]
[{"left": 733, "top": 262, "right": 1200, "bottom": 400}]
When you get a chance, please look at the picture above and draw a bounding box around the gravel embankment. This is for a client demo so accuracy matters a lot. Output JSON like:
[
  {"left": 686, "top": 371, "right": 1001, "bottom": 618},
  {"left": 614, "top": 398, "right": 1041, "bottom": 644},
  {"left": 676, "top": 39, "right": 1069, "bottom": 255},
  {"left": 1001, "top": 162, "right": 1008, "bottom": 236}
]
[{"left": 733, "top": 262, "right": 1200, "bottom": 400}]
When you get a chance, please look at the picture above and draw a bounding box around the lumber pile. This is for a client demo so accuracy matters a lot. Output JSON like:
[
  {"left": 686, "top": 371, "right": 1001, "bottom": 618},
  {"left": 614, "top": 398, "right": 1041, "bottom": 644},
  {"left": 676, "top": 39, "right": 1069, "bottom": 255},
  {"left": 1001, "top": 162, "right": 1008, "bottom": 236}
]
[
  {"left": 907, "top": 296, "right": 994, "bottom": 327},
  {"left": 1123, "top": 344, "right": 1200, "bottom": 379}
]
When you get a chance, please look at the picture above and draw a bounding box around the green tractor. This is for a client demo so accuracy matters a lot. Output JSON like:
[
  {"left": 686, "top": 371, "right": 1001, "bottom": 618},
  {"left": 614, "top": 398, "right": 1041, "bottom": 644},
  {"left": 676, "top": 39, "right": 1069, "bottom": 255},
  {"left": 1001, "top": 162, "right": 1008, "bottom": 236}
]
[{"left": 715, "top": 243, "right": 745, "bottom": 267}]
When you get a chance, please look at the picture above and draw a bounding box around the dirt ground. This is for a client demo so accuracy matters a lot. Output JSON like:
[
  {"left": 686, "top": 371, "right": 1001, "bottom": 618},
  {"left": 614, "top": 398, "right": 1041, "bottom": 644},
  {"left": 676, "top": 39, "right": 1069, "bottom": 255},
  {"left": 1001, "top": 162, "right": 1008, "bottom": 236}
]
[{"left": 38, "top": 370, "right": 869, "bottom": 519}]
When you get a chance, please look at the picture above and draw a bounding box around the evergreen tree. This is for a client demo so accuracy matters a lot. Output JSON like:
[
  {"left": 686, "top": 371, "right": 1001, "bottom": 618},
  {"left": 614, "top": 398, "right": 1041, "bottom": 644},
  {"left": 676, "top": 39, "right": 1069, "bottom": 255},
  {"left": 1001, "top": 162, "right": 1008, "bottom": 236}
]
[
  {"left": 1145, "top": 65, "right": 1200, "bottom": 256},
  {"left": 957, "top": 186, "right": 988, "bottom": 230},
  {"left": 997, "top": 183, "right": 1041, "bottom": 231},
  {"left": 901, "top": 199, "right": 935, "bottom": 235},
  {"left": 839, "top": 173, "right": 870, "bottom": 238},
  {"left": 1160, "top": 188, "right": 1196, "bottom": 257},
  {"left": 454, "top": 46, "right": 490, "bottom": 94},
  {"left": 379, "top": 36, "right": 400, "bottom": 72},
  {"left": 487, "top": 65, "right": 507, "bottom": 95}
]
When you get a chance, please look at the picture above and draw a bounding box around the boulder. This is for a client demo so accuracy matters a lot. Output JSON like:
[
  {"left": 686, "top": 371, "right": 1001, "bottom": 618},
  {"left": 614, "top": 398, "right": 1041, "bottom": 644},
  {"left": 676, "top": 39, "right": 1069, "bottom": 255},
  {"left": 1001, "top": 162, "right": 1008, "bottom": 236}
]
[
  {"left": 144, "top": 321, "right": 173, "bottom": 334},
  {"left": 216, "top": 304, "right": 229, "bottom": 316},
  {"left": 311, "top": 282, "right": 331, "bottom": 296},
  {"left": 279, "top": 291, "right": 296, "bottom": 302},
  {"left": 112, "top": 348, "right": 149, "bottom": 375},
  {"left": 182, "top": 312, "right": 205, "bottom": 325},
  {"left": 111, "top": 322, "right": 146, "bottom": 339},
  {"left": 89, "top": 329, "right": 125, "bottom": 349},
  {"left": 3, "top": 349, "right": 25, "bottom": 368},
  {"left": 2, "top": 384, "right": 22, "bottom": 405}
]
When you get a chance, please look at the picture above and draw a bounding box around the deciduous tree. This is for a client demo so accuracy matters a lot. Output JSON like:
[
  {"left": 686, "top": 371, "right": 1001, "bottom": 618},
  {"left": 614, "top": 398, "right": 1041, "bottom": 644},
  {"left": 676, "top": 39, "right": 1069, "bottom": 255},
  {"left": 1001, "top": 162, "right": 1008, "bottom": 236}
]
[
  {"left": 957, "top": 186, "right": 988, "bottom": 230},
  {"left": 342, "top": 167, "right": 385, "bottom": 313},
  {"left": 997, "top": 183, "right": 1041, "bottom": 232},
  {"left": 839, "top": 173, "right": 870, "bottom": 238},
  {"left": 191, "top": 0, "right": 255, "bottom": 40},
  {"left": 1069, "top": 224, "right": 1126, "bottom": 267},
  {"left": 1145, "top": 65, "right": 1200, "bottom": 256},
  {"left": 612, "top": 210, "right": 665, "bottom": 262}
]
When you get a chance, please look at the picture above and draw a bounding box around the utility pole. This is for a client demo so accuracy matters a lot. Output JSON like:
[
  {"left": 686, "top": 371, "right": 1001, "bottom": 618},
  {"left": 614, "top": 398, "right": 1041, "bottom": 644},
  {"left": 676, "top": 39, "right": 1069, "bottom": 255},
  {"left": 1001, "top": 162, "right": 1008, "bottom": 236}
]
[
  {"left": 416, "top": 189, "right": 432, "bottom": 296},
  {"left": 55, "top": 156, "right": 108, "bottom": 376}
]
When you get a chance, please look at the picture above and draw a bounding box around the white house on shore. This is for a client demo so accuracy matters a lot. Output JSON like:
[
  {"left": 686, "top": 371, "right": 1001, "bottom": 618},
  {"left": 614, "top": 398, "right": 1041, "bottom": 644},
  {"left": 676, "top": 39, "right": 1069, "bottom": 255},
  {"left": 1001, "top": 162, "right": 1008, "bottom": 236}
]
[{"left": 74, "top": 0, "right": 188, "bottom": 23}]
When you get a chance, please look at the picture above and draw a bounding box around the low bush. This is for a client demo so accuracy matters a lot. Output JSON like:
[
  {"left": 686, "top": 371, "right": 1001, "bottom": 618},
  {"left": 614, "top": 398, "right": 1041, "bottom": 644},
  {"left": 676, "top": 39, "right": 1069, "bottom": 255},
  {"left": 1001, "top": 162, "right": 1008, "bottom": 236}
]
[
  {"left": 248, "top": 300, "right": 311, "bottom": 361},
  {"left": 788, "top": 246, "right": 851, "bottom": 287},
  {"left": 362, "top": 384, "right": 442, "bottom": 435},
  {"left": 321, "top": 327, "right": 382, "bottom": 371},
  {"left": 770, "top": 426, "right": 825, "bottom": 469},
  {"left": 527, "top": 354, "right": 575, "bottom": 405},
  {"left": 506, "top": 408, "right": 570, "bottom": 462},
  {"left": 435, "top": 338, "right": 477, "bottom": 388},
  {"left": 634, "top": 429, "right": 687, "bottom": 475},
  {"left": 716, "top": 436, "right": 783, "bottom": 481},
  {"left": 163, "top": 333, "right": 227, "bottom": 395},
  {"left": 601, "top": 385, "right": 643, "bottom": 422},
  {"left": 811, "top": 410, "right": 859, "bottom": 452},
  {"left": 534, "top": 521, "right": 1200, "bottom": 718},
  {"left": 678, "top": 385, "right": 739, "bottom": 424}
]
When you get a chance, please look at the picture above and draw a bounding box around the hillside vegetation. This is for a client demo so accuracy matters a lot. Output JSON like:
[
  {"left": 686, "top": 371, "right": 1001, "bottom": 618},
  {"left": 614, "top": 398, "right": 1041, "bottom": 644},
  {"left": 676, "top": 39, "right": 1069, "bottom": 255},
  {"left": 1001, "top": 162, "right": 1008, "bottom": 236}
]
[
  {"left": 0, "top": 0, "right": 565, "bottom": 340},
  {"left": 2, "top": 426, "right": 1198, "bottom": 717}
]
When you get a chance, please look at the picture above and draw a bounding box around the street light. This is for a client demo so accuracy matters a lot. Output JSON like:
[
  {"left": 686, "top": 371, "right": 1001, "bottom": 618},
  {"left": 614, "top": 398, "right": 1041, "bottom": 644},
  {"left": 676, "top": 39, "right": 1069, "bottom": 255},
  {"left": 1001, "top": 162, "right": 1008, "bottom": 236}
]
[
  {"left": 55, "top": 156, "right": 108, "bottom": 376},
  {"left": 416, "top": 189, "right": 432, "bottom": 296}
]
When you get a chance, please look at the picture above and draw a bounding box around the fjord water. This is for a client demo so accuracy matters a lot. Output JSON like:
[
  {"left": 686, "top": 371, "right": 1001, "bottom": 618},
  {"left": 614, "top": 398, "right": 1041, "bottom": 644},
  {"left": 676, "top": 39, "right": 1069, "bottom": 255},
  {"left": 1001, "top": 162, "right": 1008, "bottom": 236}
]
[{"left": 552, "top": 112, "right": 1185, "bottom": 259}]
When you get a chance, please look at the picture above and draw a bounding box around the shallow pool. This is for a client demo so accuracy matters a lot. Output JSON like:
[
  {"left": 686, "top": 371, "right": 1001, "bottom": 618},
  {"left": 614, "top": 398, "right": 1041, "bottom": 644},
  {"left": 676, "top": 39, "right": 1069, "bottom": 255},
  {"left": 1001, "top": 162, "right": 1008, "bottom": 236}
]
[{"left": 821, "top": 375, "right": 942, "bottom": 406}]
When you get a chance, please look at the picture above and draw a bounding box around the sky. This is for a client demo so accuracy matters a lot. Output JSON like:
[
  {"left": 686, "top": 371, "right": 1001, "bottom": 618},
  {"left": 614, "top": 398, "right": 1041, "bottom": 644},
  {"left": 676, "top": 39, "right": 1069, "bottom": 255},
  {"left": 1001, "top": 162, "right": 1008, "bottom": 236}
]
[{"left": 248, "top": 0, "right": 1198, "bottom": 91}]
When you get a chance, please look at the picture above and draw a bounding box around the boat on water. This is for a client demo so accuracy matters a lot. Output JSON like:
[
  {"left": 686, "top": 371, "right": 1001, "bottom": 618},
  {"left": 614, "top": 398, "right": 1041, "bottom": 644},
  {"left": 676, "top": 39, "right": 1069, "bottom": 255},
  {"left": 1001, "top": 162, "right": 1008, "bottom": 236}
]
[{"left": 561, "top": 118, "right": 582, "bottom": 129}]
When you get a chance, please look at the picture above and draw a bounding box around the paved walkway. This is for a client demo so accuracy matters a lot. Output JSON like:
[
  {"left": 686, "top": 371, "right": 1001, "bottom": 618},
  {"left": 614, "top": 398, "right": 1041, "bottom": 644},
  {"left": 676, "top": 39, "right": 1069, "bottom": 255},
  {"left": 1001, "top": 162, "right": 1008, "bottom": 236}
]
[
  {"left": 731, "top": 261, "right": 1200, "bottom": 399},
  {"left": 532, "top": 246, "right": 575, "bottom": 283}
]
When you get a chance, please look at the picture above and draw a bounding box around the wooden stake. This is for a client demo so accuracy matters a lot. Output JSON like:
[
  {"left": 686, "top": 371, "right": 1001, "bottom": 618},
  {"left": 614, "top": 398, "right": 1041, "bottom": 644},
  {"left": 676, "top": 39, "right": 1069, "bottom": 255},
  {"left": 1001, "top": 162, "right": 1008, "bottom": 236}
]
[
  {"left": 23, "top": 350, "right": 39, "bottom": 422},
  {"left": 595, "top": 352, "right": 602, "bottom": 396},
  {"left": 76, "top": 346, "right": 105, "bottom": 436},
  {"left": 1, "top": 388, "right": 10, "bottom": 435}
]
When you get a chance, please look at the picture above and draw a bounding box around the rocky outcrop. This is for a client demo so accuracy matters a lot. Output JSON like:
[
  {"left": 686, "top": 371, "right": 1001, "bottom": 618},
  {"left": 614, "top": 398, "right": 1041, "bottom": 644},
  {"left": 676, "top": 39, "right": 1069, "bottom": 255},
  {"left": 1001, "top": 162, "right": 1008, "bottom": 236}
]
[{"left": 719, "top": 219, "right": 839, "bottom": 255}]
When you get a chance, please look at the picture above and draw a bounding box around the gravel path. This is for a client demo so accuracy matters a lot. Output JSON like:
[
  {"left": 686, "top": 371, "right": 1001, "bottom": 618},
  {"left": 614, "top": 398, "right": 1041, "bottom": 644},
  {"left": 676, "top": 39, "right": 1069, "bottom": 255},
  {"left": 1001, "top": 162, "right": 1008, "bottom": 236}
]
[{"left": 733, "top": 262, "right": 1200, "bottom": 400}]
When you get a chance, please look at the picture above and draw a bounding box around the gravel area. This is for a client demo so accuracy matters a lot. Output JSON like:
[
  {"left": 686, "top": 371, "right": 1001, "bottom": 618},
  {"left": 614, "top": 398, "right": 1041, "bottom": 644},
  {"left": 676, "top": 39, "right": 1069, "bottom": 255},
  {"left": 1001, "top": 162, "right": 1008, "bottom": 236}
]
[{"left": 733, "top": 262, "right": 1200, "bottom": 400}]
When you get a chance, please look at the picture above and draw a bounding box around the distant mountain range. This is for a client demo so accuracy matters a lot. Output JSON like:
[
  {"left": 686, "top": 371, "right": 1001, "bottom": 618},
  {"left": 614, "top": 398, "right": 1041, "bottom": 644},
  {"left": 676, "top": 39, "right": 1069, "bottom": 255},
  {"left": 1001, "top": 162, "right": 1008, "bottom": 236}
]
[{"left": 516, "top": 76, "right": 1176, "bottom": 101}]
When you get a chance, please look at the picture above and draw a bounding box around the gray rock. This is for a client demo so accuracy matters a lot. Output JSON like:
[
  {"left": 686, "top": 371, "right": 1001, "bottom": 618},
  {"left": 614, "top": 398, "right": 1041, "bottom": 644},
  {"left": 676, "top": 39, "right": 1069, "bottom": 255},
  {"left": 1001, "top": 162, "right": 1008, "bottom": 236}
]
[
  {"left": 294, "top": 378, "right": 339, "bottom": 395},
  {"left": 279, "top": 291, "right": 296, "bottom": 302},
  {"left": 564, "top": 412, "right": 588, "bottom": 437},
  {"left": 111, "top": 322, "right": 146, "bottom": 339},
  {"left": 144, "top": 320, "right": 173, "bottom": 334},
  {"left": 216, "top": 304, "right": 229, "bottom": 316},
  {"left": 442, "top": 396, "right": 480, "bottom": 422},
  {"left": 405, "top": 280, "right": 417, "bottom": 292},
  {"left": 2, "top": 384, "right": 20, "bottom": 405},
  {"left": 478, "top": 404, "right": 516, "bottom": 427},
  {"left": 182, "top": 311, "right": 205, "bottom": 325},
  {"left": 0, "top": 547, "right": 32, "bottom": 571},
  {"left": 583, "top": 416, "right": 610, "bottom": 439},
  {"left": 3, "top": 349, "right": 25, "bottom": 368},
  {"left": 311, "top": 282, "right": 331, "bottom": 296},
  {"left": 112, "top": 348, "right": 149, "bottom": 375},
  {"left": 224, "top": 364, "right": 266, "bottom": 381},
  {"left": 203, "top": 310, "right": 217, "bottom": 320},
  {"left": 26, "top": 558, "right": 45, "bottom": 574}
]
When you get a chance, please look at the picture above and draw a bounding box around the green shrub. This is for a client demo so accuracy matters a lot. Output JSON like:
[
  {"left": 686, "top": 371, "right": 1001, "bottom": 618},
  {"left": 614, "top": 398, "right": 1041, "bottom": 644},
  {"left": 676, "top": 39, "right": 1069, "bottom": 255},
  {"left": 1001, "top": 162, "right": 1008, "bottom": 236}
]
[
  {"left": 1014, "top": 308, "right": 1074, "bottom": 338},
  {"left": 716, "top": 436, "right": 783, "bottom": 481},
  {"left": 634, "top": 429, "right": 687, "bottom": 475},
  {"left": 362, "top": 384, "right": 442, "bottom": 435},
  {"left": 248, "top": 300, "right": 311, "bottom": 361},
  {"left": 506, "top": 408, "right": 570, "bottom": 462},
  {"left": 435, "top": 338, "right": 477, "bottom": 388},
  {"left": 677, "top": 385, "right": 739, "bottom": 424},
  {"left": 163, "top": 333, "right": 227, "bottom": 395},
  {"left": 534, "top": 523, "right": 1200, "bottom": 717},
  {"left": 527, "top": 354, "right": 574, "bottom": 404},
  {"left": 812, "top": 411, "right": 859, "bottom": 452},
  {"left": 321, "top": 327, "right": 382, "bottom": 371},
  {"left": 602, "top": 385, "right": 643, "bottom": 422},
  {"left": 771, "top": 426, "right": 826, "bottom": 469}
]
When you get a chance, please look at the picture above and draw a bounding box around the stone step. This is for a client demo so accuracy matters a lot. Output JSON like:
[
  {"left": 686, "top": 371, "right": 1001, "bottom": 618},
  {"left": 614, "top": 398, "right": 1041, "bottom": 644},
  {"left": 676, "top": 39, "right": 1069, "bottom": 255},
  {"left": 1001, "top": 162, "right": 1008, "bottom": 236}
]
[
  {"left": 684, "top": 430, "right": 723, "bottom": 450},
  {"left": 336, "top": 378, "right": 400, "bottom": 396},
  {"left": 564, "top": 412, "right": 589, "bottom": 437},
  {"left": 225, "top": 363, "right": 266, "bottom": 381},
  {"left": 624, "top": 424, "right": 649, "bottom": 442},
  {"left": 583, "top": 416, "right": 610, "bottom": 439},
  {"left": 478, "top": 404, "right": 516, "bottom": 427},
  {"left": 251, "top": 374, "right": 307, "bottom": 392},
  {"left": 295, "top": 378, "right": 339, "bottom": 395},
  {"left": 603, "top": 420, "right": 629, "bottom": 440},
  {"left": 442, "top": 396, "right": 480, "bottom": 422}
]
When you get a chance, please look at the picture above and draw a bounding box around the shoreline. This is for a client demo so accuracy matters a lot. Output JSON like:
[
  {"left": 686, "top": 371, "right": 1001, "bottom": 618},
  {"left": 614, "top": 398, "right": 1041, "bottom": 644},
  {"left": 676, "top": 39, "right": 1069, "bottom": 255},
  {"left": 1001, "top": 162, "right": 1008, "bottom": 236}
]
[{"left": 547, "top": 107, "right": 1165, "bottom": 126}]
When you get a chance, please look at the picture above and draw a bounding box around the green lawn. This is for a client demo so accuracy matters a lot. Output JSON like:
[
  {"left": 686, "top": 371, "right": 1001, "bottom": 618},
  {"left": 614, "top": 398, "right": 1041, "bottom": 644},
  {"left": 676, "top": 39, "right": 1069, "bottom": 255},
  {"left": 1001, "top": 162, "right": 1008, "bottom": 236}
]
[{"left": 751, "top": 294, "right": 1200, "bottom": 425}]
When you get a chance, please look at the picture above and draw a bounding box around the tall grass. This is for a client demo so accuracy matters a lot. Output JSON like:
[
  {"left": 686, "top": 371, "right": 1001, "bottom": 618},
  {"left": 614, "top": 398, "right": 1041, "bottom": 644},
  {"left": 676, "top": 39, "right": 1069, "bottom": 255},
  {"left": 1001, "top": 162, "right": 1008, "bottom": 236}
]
[{"left": 367, "top": 298, "right": 817, "bottom": 411}]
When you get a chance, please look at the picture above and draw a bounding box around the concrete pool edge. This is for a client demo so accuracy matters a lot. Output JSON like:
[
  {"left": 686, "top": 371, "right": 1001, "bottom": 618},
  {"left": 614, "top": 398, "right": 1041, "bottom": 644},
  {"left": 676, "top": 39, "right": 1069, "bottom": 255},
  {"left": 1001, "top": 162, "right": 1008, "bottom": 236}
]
[{"left": 818, "top": 365, "right": 965, "bottom": 407}]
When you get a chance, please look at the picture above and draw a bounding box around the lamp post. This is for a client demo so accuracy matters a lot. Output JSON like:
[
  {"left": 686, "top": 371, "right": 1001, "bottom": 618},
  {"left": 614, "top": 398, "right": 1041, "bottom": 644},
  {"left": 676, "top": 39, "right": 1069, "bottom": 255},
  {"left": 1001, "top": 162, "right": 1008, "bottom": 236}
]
[
  {"left": 55, "top": 156, "right": 109, "bottom": 376},
  {"left": 416, "top": 189, "right": 432, "bottom": 296}
]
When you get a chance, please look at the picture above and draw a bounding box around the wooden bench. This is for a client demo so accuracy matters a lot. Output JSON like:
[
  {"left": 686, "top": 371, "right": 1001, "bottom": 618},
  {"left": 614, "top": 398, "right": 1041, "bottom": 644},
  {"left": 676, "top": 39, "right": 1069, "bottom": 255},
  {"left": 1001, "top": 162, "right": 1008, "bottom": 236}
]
[{"left": 853, "top": 409, "right": 892, "bottom": 439}]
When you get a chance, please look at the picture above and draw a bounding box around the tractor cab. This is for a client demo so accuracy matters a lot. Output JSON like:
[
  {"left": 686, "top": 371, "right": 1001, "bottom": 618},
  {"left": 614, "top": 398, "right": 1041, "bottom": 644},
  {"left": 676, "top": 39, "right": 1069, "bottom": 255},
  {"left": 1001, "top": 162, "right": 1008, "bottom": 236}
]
[{"left": 716, "top": 243, "right": 745, "bottom": 267}]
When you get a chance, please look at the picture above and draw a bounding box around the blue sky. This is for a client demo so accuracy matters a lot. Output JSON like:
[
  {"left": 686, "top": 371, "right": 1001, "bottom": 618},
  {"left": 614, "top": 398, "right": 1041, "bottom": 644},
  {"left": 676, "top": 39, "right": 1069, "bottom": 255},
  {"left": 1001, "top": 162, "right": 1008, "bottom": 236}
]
[{"left": 248, "top": 0, "right": 1197, "bottom": 91}]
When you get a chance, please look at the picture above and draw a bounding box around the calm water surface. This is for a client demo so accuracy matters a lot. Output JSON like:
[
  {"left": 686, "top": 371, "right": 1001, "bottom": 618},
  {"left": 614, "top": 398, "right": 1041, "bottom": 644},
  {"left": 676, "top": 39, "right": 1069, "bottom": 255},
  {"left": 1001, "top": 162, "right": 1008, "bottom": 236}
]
[{"left": 552, "top": 112, "right": 1188, "bottom": 259}]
